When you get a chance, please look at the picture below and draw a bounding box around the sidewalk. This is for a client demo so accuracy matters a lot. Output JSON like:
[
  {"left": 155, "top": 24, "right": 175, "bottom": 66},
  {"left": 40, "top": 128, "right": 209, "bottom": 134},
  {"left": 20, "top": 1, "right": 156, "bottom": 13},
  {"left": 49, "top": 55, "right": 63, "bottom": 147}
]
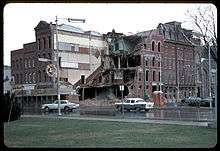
[{"left": 22, "top": 114, "right": 208, "bottom": 127}]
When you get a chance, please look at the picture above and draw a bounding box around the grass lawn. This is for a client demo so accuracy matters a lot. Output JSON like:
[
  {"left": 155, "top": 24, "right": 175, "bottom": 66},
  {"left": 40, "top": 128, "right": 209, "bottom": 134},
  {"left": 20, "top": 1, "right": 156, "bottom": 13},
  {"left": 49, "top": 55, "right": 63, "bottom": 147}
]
[{"left": 4, "top": 117, "right": 217, "bottom": 148}]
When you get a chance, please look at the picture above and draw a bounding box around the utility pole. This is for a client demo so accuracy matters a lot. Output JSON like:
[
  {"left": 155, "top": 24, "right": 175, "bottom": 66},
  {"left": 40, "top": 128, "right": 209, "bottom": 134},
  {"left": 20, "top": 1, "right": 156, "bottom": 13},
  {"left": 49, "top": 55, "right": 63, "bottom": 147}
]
[
  {"left": 55, "top": 16, "right": 85, "bottom": 116},
  {"left": 208, "top": 44, "right": 212, "bottom": 109},
  {"left": 55, "top": 16, "right": 61, "bottom": 116}
]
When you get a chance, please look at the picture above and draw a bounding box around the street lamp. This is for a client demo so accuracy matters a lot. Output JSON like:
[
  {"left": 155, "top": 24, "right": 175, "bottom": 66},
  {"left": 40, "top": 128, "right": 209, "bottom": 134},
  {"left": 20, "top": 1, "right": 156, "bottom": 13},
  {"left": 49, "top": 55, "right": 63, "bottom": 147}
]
[{"left": 201, "top": 57, "right": 214, "bottom": 109}]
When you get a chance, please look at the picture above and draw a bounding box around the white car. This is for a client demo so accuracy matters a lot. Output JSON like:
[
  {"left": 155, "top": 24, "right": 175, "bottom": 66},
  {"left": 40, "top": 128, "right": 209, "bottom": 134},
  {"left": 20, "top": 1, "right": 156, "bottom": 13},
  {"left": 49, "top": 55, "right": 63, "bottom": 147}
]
[
  {"left": 115, "top": 98, "right": 154, "bottom": 112},
  {"left": 41, "top": 100, "right": 79, "bottom": 112}
]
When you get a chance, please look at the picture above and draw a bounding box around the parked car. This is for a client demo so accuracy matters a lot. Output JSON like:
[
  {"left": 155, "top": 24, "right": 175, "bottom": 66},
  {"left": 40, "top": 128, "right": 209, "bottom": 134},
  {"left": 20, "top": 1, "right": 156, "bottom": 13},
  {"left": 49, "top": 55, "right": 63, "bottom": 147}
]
[
  {"left": 184, "top": 97, "right": 201, "bottom": 103},
  {"left": 115, "top": 98, "right": 154, "bottom": 112},
  {"left": 41, "top": 100, "right": 79, "bottom": 112}
]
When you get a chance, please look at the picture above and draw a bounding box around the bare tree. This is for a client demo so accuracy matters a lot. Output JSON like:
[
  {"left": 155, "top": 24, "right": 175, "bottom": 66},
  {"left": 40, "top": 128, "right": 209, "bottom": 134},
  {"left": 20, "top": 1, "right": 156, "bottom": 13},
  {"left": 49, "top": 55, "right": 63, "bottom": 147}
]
[{"left": 186, "top": 5, "right": 217, "bottom": 46}]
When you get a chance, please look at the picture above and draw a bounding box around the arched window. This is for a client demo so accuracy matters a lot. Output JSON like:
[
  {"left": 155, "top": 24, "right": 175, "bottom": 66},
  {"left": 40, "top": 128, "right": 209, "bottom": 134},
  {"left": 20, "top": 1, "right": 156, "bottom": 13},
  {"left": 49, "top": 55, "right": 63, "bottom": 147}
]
[
  {"left": 152, "top": 41, "right": 155, "bottom": 51},
  {"left": 153, "top": 71, "right": 156, "bottom": 81},
  {"left": 152, "top": 57, "right": 155, "bottom": 66},
  {"left": 158, "top": 42, "right": 161, "bottom": 52}
]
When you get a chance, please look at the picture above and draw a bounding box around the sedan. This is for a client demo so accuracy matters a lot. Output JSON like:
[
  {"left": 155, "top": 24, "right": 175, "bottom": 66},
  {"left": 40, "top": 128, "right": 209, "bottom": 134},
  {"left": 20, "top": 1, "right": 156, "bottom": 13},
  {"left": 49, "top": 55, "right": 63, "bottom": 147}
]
[{"left": 41, "top": 100, "right": 79, "bottom": 112}]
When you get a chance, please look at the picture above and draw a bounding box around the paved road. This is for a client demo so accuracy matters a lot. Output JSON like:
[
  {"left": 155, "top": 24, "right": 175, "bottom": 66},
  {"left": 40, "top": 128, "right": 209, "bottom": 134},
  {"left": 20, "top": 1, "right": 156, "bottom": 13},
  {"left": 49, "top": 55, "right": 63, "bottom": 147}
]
[{"left": 22, "top": 106, "right": 215, "bottom": 127}]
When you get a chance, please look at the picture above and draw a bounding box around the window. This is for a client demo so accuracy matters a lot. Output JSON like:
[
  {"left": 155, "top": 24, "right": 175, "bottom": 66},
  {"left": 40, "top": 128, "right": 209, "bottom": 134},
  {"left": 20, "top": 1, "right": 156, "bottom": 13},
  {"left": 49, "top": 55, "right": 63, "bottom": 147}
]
[
  {"left": 20, "top": 59, "right": 22, "bottom": 69},
  {"left": 29, "top": 73, "right": 32, "bottom": 83},
  {"left": 139, "top": 73, "right": 142, "bottom": 81},
  {"left": 48, "top": 53, "right": 51, "bottom": 59},
  {"left": 42, "top": 70, "right": 46, "bottom": 82},
  {"left": 71, "top": 44, "right": 75, "bottom": 51},
  {"left": 38, "top": 39, "right": 41, "bottom": 50},
  {"left": 25, "top": 73, "right": 28, "bottom": 83},
  {"left": 17, "top": 74, "right": 19, "bottom": 84},
  {"left": 145, "top": 70, "right": 149, "bottom": 81},
  {"left": 39, "top": 71, "right": 41, "bottom": 82},
  {"left": 20, "top": 74, "right": 22, "bottom": 83},
  {"left": 28, "top": 59, "right": 31, "bottom": 68},
  {"left": 43, "top": 53, "right": 46, "bottom": 59},
  {"left": 158, "top": 42, "right": 161, "bottom": 52},
  {"left": 115, "top": 43, "right": 119, "bottom": 50},
  {"left": 145, "top": 60, "right": 148, "bottom": 66},
  {"left": 125, "top": 100, "right": 130, "bottom": 103},
  {"left": 131, "top": 100, "right": 135, "bottom": 103},
  {"left": 43, "top": 37, "right": 46, "bottom": 49},
  {"left": 24, "top": 59, "right": 27, "bottom": 69},
  {"left": 152, "top": 57, "right": 155, "bottom": 66},
  {"left": 144, "top": 44, "right": 146, "bottom": 49},
  {"left": 153, "top": 71, "right": 156, "bottom": 81},
  {"left": 158, "top": 61, "right": 160, "bottom": 67},
  {"left": 139, "top": 85, "right": 142, "bottom": 89},
  {"left": 75, "top": 44, "right": 79, "bottom": 52},
  {"left": 48, "top": 36, "right": 51, "bottom": 48},
  {"left": 152, "top": 41, "right": 155, "bottom": 51}
]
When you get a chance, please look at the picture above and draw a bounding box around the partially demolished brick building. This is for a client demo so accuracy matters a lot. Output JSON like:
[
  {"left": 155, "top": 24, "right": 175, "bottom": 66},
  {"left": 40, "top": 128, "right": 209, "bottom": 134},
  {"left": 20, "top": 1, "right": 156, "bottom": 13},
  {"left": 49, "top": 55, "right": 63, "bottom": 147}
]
[{"left": 74, "top": 21, "right": 202, "bottom": 102}]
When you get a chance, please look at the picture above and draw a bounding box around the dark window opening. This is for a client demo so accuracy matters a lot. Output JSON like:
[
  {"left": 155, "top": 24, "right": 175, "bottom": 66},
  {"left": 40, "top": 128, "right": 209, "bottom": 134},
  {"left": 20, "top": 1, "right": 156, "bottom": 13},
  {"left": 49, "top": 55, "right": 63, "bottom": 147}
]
[
  {"left": 139, "top": 73, "right": 142, "bottom": 81},
  {"left": 81, "top": 75, "right": 85, "bottom": 84},
  {"left": 158, "top": 42, "right": 161, "bottom": 52},
  {"left": 153, "top": 71, "right": 156, "bottom": 81},
  {"left": 145, "top": 70, "right": 149, "bottom": 81},
  {"left": 144, "top": 44, "right": 146, "bottom": 49},
  {"left": 145, "top": 60, "right": 148, "bottom": 67},
  {"left": 48, "top": 53, "right": 51, "bottom": 59},
  {"left": 152, "top": 41, "right": 155, "bottom": 51},
  {"left": 152, "top": 57, "right": 155, "bottom": 66},
  {"left": 152, "top": 85, "right": 157, "bottom": 93},
  {"left": 43, "top": 37, "right": 46, "bottom": 49},
  {"left": 48, "top": 36, "right": 51, "bottom": 48}
]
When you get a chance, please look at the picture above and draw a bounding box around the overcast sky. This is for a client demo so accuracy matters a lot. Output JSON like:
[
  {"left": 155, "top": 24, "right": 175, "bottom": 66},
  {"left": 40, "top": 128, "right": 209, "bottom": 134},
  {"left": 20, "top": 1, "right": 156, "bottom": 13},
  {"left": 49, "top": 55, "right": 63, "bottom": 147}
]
[{"left": 3, "top": 3, "right": 216, "bottom": 66}]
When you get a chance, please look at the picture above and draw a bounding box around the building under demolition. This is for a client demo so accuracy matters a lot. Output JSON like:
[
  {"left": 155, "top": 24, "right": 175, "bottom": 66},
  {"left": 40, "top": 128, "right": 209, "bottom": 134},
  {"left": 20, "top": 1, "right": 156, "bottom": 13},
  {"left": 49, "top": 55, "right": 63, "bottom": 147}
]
[
  {"left": 10, "top": 20, "right": 213, "bottom": 111},
  {"left": 75, "top": 21, "right": 205, "bottom": 103}
]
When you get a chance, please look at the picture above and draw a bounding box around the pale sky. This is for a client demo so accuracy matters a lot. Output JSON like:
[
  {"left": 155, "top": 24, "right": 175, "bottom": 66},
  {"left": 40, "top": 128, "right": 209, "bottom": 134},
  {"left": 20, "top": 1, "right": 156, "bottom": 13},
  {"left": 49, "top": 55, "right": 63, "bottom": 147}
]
[{"left": 3, "top": 3, "right": 216, "bottom": 66}]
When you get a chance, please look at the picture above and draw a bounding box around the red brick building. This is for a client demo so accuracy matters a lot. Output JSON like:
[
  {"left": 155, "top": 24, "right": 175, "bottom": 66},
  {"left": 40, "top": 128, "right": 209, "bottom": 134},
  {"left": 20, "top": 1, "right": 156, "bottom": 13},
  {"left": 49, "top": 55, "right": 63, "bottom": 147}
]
[{"left": 76, "top": 21, "right": 200, "bottom": 103}]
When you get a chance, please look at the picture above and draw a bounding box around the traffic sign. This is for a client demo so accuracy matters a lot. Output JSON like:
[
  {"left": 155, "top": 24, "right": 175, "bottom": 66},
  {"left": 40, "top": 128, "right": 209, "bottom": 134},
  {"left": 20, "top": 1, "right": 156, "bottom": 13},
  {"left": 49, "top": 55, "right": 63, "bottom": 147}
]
[
  {"left": 119, "top": 85, "right": 124, "bottom": 91},
  {"left": 46, "top": 64, "right": 56, "bottom": 77}
]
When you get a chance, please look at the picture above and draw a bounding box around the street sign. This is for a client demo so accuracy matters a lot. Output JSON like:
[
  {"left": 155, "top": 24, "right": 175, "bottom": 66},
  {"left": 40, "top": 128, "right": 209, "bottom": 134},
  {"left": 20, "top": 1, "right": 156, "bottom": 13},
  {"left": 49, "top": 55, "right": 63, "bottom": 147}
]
[
  {"left": 38, "top": 58, "right": 52, "bottom": 62},
  {"left": 46, "top": 64, "right": 56, "bottom": 77},
  {"left": 119, "top": 85, "right": 124, "bottom": 91}
]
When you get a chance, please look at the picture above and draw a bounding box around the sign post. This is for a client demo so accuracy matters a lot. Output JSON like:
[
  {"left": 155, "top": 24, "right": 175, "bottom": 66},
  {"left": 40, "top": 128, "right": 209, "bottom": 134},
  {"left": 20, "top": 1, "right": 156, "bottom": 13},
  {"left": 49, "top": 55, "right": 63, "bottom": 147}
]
[{"left": 119, "top": 85, "right": 124, "bottom": 118}]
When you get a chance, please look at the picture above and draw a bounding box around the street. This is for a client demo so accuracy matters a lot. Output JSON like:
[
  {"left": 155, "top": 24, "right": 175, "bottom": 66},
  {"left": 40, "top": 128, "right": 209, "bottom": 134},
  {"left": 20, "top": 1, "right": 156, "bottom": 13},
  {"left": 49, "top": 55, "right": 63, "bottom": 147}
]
[{"left": 37, "top": 106, "right": 214, "bottom": 123}]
